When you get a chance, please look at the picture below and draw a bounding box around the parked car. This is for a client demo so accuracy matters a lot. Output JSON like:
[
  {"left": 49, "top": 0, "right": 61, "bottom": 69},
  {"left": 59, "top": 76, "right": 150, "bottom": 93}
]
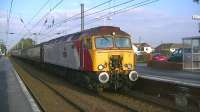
[
  {"left": 168, "top": 48, "right": 183, "bottom": 62},
  {"left": 152, "top": 53, "right": 168, "bottom": 62}
]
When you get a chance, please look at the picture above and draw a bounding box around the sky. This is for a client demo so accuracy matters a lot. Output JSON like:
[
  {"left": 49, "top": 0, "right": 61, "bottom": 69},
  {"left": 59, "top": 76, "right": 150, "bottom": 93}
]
[{"left": 0, "top": 0, "right": 199, "bottom": 49}]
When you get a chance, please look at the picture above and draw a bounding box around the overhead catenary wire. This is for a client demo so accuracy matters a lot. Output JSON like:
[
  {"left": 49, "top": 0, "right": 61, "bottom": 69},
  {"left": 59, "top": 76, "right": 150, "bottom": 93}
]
[
  {"left": 27, "top": 0, "right": 51, "bottom": 24},
  {"left": 50, "top": 0, "right": 136, "bottom": 27},
  {"left": 6, "top": 0, "right": 14, "bottom": 50},
  {"left": 21, "top": 0, "right": 64, "bottom": 39},
  {"left": 31, "top": 0, "right": 64, "bottom": 29},
  {"left": 40, "top": 0, "right": 155, "bottom": 41},
  {"left": 44, "top": 0, "right": 114, "bottom": 33},
  {"left": 85, "top": 0, "right": 160, "bottom": 26},
  {"left": 83, "top": 0, "right": 136, "bottom": 18},
  {"left": 40, "top": 0, "right": 159, "bottom": 42},
  {"left": 43, "top": 0, "right": 138, "bottom": 36},
  {"left": 56, "top": 0, "right": 158, "bottom": 35},
  {"left": 77, "top": 0, "right": 160, "bottom": 30},
  {"left": 17, "top": 0, "right": 51, "bottom": 36}
]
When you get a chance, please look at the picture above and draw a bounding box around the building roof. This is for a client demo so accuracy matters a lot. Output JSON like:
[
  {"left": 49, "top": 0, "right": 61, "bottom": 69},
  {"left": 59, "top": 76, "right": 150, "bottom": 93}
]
[
  {"left": 133, "top": 43, "right": 151, "bottom": 47},
  {"left": 183, "top": 36, "right": 200, "bottom": 40},
  {"left": 155, "top": 43, "right": 183, "bottom": 50}
]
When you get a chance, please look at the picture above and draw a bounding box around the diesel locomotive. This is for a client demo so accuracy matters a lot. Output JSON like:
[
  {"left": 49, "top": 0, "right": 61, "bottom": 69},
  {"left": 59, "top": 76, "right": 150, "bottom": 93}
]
[{"left": 11, "top": 26, "right": 138, "bottom": 90}]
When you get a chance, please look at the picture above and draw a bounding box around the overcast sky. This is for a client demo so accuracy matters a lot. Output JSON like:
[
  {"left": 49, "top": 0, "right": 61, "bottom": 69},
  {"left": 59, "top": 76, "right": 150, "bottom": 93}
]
[{"left": 0, "top": 0, "right": 199, "bottom": 49}]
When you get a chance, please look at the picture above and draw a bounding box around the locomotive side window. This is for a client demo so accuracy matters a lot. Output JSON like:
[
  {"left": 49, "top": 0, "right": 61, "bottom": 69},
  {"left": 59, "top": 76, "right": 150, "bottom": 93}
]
[{"left": 95, "top": 37, "right": 113, "bottom": 49}]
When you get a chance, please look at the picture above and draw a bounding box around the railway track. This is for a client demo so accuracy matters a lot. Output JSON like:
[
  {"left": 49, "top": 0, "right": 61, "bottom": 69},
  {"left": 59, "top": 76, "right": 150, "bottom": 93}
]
[
  {"left": 24, "top": 70, "right": 86, "bottom": 112},
  {"left": 11, "top": 58, "right": 138, "bottom": 112},
  {"left": 11, "top": 57, "right": 175, "bottom": 112},
  {"left": 12, "top": 59, "right": 84, "bottom": 112},
  {"left": 119, "top": 90, "right": 180, "bottom": 112},
  {"left": 122, "top": 80, "right": 200, "bottom": 112}
]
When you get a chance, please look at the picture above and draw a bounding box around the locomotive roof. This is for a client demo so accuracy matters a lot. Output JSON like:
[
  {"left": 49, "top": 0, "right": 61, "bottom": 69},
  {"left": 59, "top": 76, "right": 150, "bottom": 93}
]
[{"left": 44, "top": 26, "right": 130, "bottom": 44}]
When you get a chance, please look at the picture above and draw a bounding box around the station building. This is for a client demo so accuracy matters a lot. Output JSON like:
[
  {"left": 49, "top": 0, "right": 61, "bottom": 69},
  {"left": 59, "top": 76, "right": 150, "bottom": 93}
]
[{"left": 183, "top": 36, "right": 200, "bottom": 71}]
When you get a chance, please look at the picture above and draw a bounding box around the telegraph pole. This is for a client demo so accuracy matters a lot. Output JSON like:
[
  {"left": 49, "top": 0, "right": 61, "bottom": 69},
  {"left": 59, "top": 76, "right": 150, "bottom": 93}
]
[{"left": 81, "top": 3, "right": 84, "bottom": 31}]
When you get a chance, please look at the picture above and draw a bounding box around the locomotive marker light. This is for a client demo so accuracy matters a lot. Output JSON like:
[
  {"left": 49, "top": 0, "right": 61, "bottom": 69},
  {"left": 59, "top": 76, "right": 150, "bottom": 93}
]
[
  {"left": 124, "top": 64, "right": 132, "bottom": 69},
  {"left": 128, "top": 64, "right": 132, "bottom": 69},
  {"left": 112, "top": 32, "right": 116, "bottom": 36},
  {"left": 129, "top": 71, "right": 139, "bottom": 81},
  {"left": 98, "top": 64, "right": 105, "bottom": 70},
  {"left": 98, "top": 72, "right": 110, "bottom": 83}
]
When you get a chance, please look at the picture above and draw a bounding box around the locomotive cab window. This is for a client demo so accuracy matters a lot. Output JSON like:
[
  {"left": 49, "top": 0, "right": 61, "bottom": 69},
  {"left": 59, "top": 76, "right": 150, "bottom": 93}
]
[
  {"left": 95, "top": 37, "right": 113, "bottom": 49},
  {"left": 115, "top": 37, "right": 132, "bottom": 49}
]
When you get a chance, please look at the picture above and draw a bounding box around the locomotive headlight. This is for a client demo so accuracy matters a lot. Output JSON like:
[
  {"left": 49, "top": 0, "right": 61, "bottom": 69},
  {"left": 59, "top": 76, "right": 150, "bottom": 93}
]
[
  {"left": 127, "top": 64, "right": 132, "bottom": 69},
  {"left": 98, "top": 64, "right": 104, "bottom": 70},
  {"left": 98, "top": 72, "right": 109, "bottom": 83},
  {"left": 129, "top": 71, "right": 138, "bottom": 81},
  {"left": 124, "top": 64, "right": 132, "bottom": 69}
]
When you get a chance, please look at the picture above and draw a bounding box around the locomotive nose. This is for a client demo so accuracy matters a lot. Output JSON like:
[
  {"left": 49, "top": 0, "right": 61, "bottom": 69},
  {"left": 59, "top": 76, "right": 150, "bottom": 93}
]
[
  {"left": 98, "top": 72, "right": 109, "bottom": 83},
  {"left": 129, "top": 71, "right": 138, "bottom": 81}
]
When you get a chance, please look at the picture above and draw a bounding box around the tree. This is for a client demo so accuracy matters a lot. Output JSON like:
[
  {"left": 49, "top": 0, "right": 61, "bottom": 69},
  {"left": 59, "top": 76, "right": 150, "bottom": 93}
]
[
  {"left": 12, "top": 38, "right": 35, "bottom": 50},
  {"left": 0, "top": 40, "right": 6, "bottom": 54}
]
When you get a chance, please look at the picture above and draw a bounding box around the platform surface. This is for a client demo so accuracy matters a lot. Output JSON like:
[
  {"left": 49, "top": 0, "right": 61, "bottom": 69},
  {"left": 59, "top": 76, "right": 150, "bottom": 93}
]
[
  {"left": 0, "top": 56, "right": 36, "bottom": 112},
  {"left": 136, "top": 63, "right": 200, "bottom": 88}
]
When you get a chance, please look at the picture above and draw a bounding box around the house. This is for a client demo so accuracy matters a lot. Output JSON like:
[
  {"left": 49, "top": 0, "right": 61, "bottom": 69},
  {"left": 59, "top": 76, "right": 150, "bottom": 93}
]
[
  {"left": 0, "top": 48, "right": 2, "bottom": 55},
  {"left": 155, "top": 43, "right": 183, "bottom": 53},
  {"left": 133, "top": 43, "right": 153, "bottom": 55}
]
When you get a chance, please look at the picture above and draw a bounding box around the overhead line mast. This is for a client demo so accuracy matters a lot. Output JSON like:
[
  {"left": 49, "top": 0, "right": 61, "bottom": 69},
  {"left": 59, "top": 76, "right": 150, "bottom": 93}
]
[
  {"left": 81, "top": 3, "right": 84, "bottom": 31},
  {"left": 6, "top": 0, "right": 14, "bottom": 53}
]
